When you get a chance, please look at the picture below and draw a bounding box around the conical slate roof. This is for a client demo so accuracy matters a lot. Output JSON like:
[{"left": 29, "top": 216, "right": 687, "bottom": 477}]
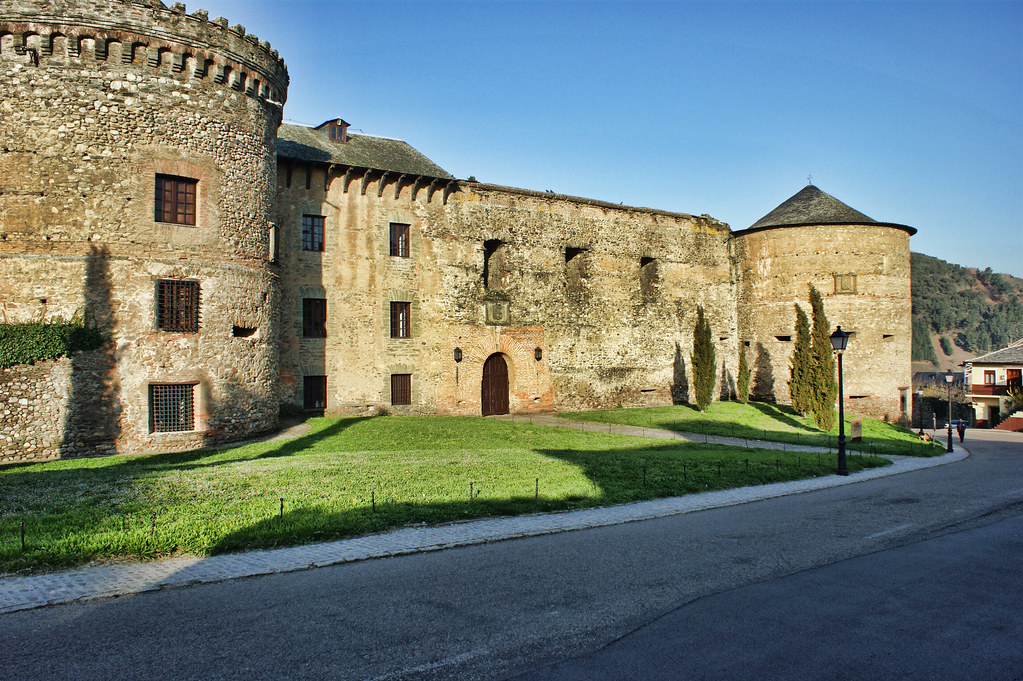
[{"left": 750, "top": 185, "right": 875, "bottom": 229}]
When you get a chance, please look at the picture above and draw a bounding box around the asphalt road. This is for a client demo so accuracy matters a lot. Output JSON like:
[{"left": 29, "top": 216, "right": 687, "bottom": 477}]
[{"left": 1, "top": 430, "right": 1021, "bottom": 681}]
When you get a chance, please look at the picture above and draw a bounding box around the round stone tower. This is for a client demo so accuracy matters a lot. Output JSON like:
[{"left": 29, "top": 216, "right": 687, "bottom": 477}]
[
  {"left": 731, "top": 185, "right": 916, "bottom": 422},
  {"left": 0, "top": 0, "right": 289, "bottom": 454}
]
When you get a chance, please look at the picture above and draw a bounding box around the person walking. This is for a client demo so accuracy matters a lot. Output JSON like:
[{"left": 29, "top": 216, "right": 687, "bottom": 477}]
[{"left": 957, "top": 419, "right": 966, "bottom": 443}]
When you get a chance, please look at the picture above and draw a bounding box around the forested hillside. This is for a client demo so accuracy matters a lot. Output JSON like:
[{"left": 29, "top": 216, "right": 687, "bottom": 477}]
[{"left": 911, "top": 253, "right": 1023, "bottom": 368}]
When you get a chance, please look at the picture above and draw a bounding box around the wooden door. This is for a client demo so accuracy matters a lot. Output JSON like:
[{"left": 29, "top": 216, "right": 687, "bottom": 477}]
[{"left": 482, "top": 354, "right": 509, "bottom": 416}]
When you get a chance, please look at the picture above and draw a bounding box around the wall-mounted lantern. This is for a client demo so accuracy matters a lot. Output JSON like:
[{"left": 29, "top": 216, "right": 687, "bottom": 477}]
[
  {"left": 534, "top": 347, "right": 543, "bottom": 362},
  {"left": 454, "top": 347, "right": 463, "bottom": 363}
]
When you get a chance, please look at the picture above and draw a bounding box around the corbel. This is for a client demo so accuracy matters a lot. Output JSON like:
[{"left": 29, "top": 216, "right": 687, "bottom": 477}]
[
  {"left": 377, "top": 171, "right": 394, "bottom": 198},
  {"left": 427, "top": 178, "right": 445, "bottom": 204},
  {"left": 442, "top": 180, "right": 457, "bottom": 205},
  {"left": 394, "top": 174, "right": 412, "bottom": 200},
  {"left": 342, "top": 166, "right": 358, "bottom": 193},
  {"left": 411, "top": 176, "right": 431, "bottom": 202}
]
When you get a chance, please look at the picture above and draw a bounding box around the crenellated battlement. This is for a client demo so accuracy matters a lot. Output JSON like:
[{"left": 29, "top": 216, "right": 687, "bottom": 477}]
[{"left": 0, "top": 0, "right": 288, "bottom": 105}]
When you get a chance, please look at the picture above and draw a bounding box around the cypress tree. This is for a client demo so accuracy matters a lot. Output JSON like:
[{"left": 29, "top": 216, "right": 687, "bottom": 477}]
[
  {"left": 691, "top": 305, "right": 716, "bottom": 412},
  {"left": 736, "top": 343, "right": 751, "bottom": 404},
  {"left": 789, "top": 304, "right": 812, "bottom": 416},
  {"left": 808, "top": 284, "right": 837, "bottom": 431}
]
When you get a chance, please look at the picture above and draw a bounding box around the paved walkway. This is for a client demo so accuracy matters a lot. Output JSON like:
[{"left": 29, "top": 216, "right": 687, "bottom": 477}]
[{"left": 0, "top": 421, "right": 967, "bottom": 616}]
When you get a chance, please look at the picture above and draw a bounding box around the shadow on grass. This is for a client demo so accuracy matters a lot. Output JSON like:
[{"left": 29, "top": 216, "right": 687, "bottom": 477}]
[
  {"left": 748, "top": 401, "right": 816, "bottom": 433},
  {"left": 205, "top": 440, "right": 889, "bottom": 556},
  {"left": 0, "top": 418, "right": 897, "bottom": 572},
  {"left": 0, "top": 418, "right": 366, "bottom": 505}
]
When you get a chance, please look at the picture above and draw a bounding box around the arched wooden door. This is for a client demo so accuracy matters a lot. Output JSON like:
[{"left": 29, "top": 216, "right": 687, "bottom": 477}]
[{"left": 481, "top": 353, "right": 510, "bottom": 416}]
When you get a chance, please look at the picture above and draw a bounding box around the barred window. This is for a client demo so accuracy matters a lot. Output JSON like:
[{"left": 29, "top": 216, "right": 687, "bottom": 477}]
[
  {"left": 302, "top": 215, "right": 324, "bottom": 252},
  {"left": 157, "top": 279, "right": 200, "bottom": 332},
  {"left": 303, "top": 298, "right": 327, "bottom": 338},
  {"left": 155, "top": 174, "right": 197, "bottom": 225},
  {"left": 303, "top": 375, "right": 327, "bottom": 410},
  {"left": 149, "top": 383, "right": 196, "bottom": 433},
  {"left": 389, "top": 223, "right": 410, "bottom": 257},
  {"left": 390, "top": 301, "right": 411, "bottom": 338},
  {"left": 391, "top": 374, "right": 411, "bottom": 405}
]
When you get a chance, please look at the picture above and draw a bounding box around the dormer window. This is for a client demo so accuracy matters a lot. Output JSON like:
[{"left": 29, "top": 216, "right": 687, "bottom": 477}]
[{"left": 317, "top": 118, "right": 350, "bottom": 144}]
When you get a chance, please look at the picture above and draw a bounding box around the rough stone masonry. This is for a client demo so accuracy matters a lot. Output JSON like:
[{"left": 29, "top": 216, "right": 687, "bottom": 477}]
[{"left": 0, "top": 0, "right": 914, "bottom": 461}]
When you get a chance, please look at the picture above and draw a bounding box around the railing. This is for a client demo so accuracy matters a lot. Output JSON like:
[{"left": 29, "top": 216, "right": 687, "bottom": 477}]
[{"left": 967, "top": 385, "right": 1009, "bottom": 397}]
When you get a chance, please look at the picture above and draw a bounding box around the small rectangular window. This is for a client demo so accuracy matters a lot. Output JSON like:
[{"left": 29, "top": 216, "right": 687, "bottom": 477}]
[
  {"left": 483, "top": 239, "right": 506, "bottom": 289},
  {"left": 157, "top": 279, "right": 200, "bottom": 332},
  {"left": 565, "top": 247, "right": 587, "bottom": 292},
  {"left": 303, "top": 298, "right": 327, "bottom": 338},
  {"left": 389, "top": 223, "right": 410, "bottom": 257},
  {"left": 984, "top": 370, "right": 996, "bottom": 385},
  {"left": 149, "top": 383, "right": 195, "bottom": 433},
  {"left": 391, "top": 374, "right": 412, "bottom": 405},
  {"left": 302, "top": 215, "right": 324, "bottom": 251},
  {"left": 390, "top": 301, "right": 411, "bottom": 338},
  {"left": 640, "top": 257, "right": 658, "bottom": 296},
  {"left": 303, "top": 375, "right": 327, "bottom": 410},
  {"left": 155, "top": 174, "right": 197, "bottom": 225}
]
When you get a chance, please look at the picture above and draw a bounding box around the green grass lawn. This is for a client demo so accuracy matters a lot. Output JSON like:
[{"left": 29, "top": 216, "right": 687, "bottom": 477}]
[
  {"left": 0, "top": 415, "right": 889, "bottom": 574},
  {"left": 559, "top": 402, "right": 943, "bottom": 457}
]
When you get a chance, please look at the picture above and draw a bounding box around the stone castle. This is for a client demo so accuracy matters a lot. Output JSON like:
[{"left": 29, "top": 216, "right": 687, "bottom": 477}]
[{"left": 0, "top": 0, "right": 915, "bottom": 462}]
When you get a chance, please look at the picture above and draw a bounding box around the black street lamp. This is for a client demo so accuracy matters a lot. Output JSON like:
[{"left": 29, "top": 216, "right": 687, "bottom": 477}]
[
  {"left": 830, "top": 326, "right": 850, "bottom": 476},
  {"left": 945, "top": 371, "right": 954, "bottom": 453}
]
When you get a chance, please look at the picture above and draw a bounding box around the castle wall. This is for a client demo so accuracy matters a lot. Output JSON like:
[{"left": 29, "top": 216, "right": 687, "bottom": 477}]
[
  {"left": 732, "top": 224, "right": 913, "bottom": 421},
  {"left": 0, "top": 0, "right": 286, "bottom": 455},
  {"left": 277, "top": 171, "right": 738, "bottom": 416},
  {"left": 0, "top": 3, "right": 918, "bottom": 461}
]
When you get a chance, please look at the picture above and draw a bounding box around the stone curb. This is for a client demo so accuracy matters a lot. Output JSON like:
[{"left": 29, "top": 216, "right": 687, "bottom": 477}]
[{"left": 0, "top": 428, "right": 967, "bottom": 616}]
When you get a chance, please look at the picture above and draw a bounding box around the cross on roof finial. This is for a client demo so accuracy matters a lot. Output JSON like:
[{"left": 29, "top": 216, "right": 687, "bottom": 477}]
[{"left": 807, "top": 174, "right": 813, "bottom": 186}]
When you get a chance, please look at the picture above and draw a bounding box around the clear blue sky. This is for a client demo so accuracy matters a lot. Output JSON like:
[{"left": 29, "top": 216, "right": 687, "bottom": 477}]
[{"left": 203, "top": 0, "right": 1022, "bottom": 277}]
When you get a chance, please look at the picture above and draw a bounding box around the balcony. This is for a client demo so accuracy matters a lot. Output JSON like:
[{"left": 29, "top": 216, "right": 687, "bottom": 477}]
[{"left": 968, "top": 385, "right": 1009, "bottom": 397}]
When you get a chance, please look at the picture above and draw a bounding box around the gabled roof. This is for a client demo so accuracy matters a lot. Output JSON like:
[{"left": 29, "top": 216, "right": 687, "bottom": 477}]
[
  {"left": 967, "top": 339, "right": 1023, "bottom": 365},
  {"left": 738, "top": 184, "right": 916, "bottom": 235},
  {"left": 277, "top": 123, "right": 453, "bottom": 179}
]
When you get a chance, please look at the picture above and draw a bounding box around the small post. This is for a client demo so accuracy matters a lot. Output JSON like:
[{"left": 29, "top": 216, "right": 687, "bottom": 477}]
[
  {"left": 150, "top": 511, "right": 156, "bottom": 540},
  {"left": 20, "top": 520, "right": 25, "bottom": 552},
  {"left": 371, "top": 490, "right": 376, "bottom": 512},
  {"left": 535, "top": 478, "right": 539, "bottom": 500},
  {"left": 717, "top": 461, "right": 722, "bottom": 477},
  {"left": 470, "top": 481, "right": 474, "bottom": 500},
  {"left": 682, "top": 462, "right": 687, "bottom": 481},
  {"left": 279, "top": 497, "right": 284, "bottom": 521}
]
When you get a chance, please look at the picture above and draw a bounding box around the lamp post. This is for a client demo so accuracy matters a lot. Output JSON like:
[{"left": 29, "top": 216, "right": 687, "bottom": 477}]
[
  {"left": 944, "top": 371, "right": 954, "bottom": 453},
  {"left": 830, "top": 326, "right": 850, "bottom": 476}
]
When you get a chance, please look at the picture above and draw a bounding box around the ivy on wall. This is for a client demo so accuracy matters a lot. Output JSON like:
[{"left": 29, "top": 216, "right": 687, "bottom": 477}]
[{"left": 0, "top": 316, "right": 106, "bottom": 368}]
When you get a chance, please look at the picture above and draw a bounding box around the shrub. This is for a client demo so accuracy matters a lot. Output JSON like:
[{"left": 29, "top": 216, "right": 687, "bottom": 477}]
[{"left": 0, "top": 315, "right": 106, "bottom": 368}]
